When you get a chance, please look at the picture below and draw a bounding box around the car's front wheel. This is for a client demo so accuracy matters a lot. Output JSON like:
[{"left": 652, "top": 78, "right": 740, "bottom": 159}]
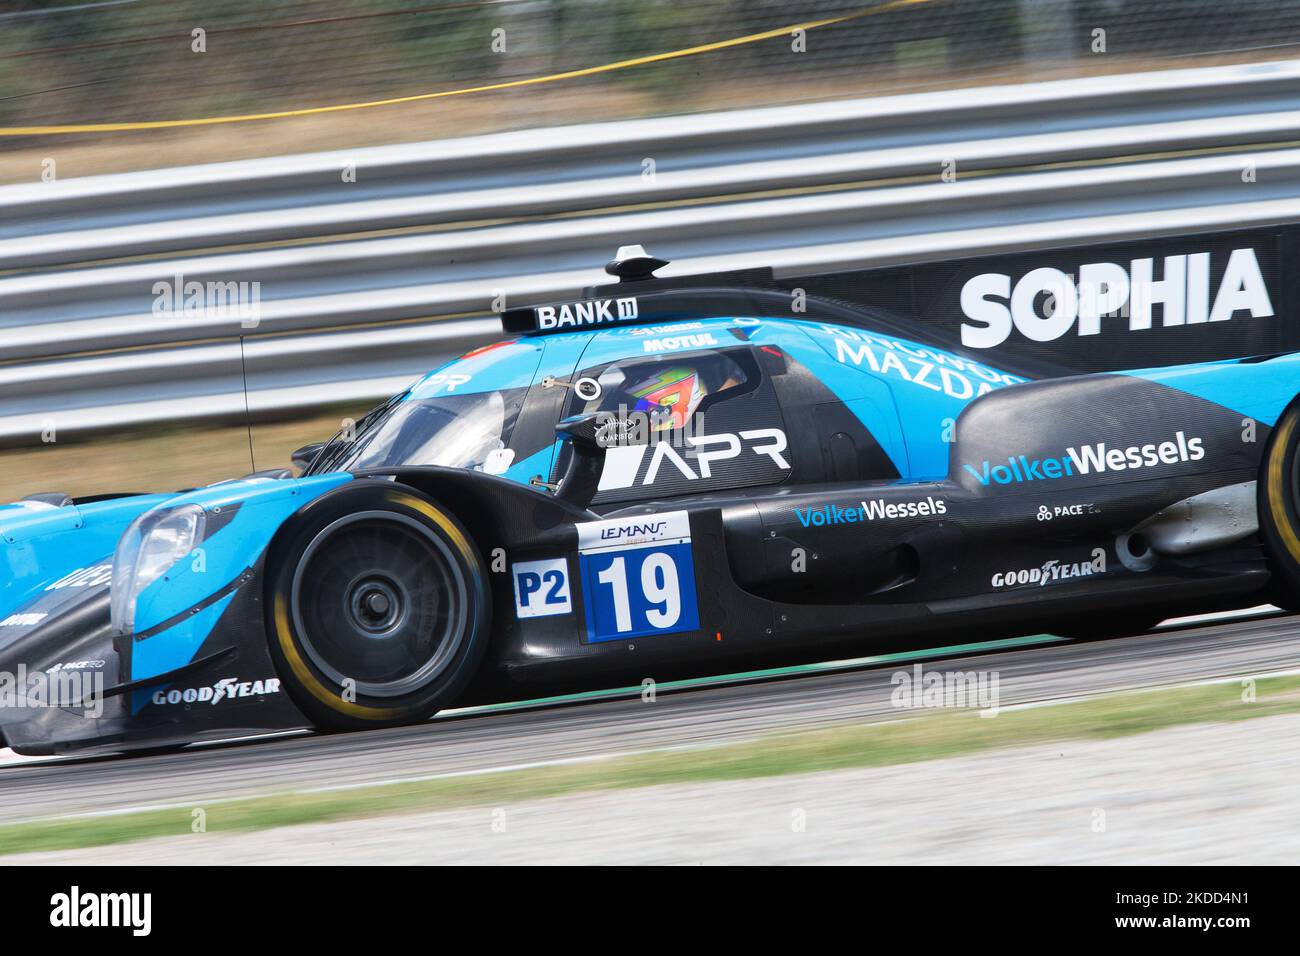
[
  {"left": 265, "top": 482, "right": 490, "bottom": 732},
  {"left": 1258, "top": 402, "right": 1300, "bottom": 611}
]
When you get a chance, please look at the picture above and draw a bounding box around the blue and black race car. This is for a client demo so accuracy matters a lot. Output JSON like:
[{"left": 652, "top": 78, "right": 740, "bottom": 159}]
[{"left": 4, "top": 245, "right": 1300, "bottom": 754}]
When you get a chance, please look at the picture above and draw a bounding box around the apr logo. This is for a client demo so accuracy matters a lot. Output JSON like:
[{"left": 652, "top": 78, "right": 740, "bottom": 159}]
[
  {"left": 598, "top": 429, "right": 790, "bottom": 490},
  {"left": 536, "top": 297, "right": 638, "bottom": 330},
  {"left": 964, "top": 431, "right": 1205, "bottom": 486},
  {"left": 960, "top": 248, "right": 1273, "bottom": 348}
]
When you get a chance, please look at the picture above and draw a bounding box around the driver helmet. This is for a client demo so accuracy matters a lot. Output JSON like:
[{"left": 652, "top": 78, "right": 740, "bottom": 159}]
[{"left": 627, "top": 366, "right": 705, "bottom": 431}]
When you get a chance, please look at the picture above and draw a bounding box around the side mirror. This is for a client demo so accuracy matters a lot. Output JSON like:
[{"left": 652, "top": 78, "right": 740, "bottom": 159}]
[
  {"left": 552, "top": 415, "right": 605, "bottom": 508},
  {"left": 553, "top": 413, "right": 650, "bottom": 508},
  {"left": 290, "top": 442, "right": 325, "bottom": 473}
]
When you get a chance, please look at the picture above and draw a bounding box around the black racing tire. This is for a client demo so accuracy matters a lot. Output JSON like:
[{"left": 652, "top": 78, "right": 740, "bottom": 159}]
[
  {"left": 1258, "top": 402, "right": 1300, "bottom": 611},
  {"left": 265, "top": 481, "right": 491, "bottom": 732}
]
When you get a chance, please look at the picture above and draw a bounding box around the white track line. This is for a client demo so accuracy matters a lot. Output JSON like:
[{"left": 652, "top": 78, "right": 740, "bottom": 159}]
[
  {"left": 1157, "top": 604, "right": 1280, "bottom": 629},
  {"left": 14, "top": 662, "right": 1300, "bottom": 827}
]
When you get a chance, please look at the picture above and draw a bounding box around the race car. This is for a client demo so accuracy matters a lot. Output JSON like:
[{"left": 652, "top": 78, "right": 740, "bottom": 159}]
[{"left": 3, "top": 244, "right": 1300, "bottom": 755}]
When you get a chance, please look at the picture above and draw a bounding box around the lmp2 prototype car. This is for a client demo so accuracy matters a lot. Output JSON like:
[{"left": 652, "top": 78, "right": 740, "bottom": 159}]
[{"left": 3, "top": 245, "right": 1300, "bottom": 755}]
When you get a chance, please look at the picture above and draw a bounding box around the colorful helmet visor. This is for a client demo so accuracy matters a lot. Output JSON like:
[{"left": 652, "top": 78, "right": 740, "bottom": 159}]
[{"left": 628, "top": 366, "right": 704, "bottom": 431}]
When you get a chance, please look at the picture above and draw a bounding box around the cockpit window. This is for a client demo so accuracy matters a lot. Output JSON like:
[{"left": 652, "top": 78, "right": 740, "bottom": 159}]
[
  {"left": 305, "top": 388, "right": 525, "bottom": 475},
  {"left": 553, "top": 346, "right": 787, "bottom": 503},
  {"left": 565, "top": 351, "right": 752, "bottom": 429}
]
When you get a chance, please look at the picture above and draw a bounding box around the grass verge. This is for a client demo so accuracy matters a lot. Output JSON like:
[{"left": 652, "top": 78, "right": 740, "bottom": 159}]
[
  {"left": 0, "top": 407, "right": 367, "bottom": 502},
  {"left": 1, "top": 673, "right": 1297, "bottom": 856}
]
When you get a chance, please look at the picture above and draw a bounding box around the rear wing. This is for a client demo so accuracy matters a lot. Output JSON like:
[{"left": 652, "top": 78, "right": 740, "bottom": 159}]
[
  {"left": 802, "top": 225, "right": 1289, "bottom": 375},
  {"left": 501, "top": 226, "right": 1296, "bottom": 375}
]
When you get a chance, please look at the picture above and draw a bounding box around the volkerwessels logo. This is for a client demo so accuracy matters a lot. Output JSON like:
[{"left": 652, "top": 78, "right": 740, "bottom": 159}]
[
  {"left": 536, "top": 297, "right": 638, "bottom": 329},
  {"left": 151, "top": 676, "right": 281, "bottom": 706},
  {"left": 796, "top": 496, "right": 947, "bottom": 527},
  {"left": 992, "top": 555, "right": 1103, "bottom": 589},
  {"left": 50, "top": 886, "right": 151, "bottom": 936},
  {"left": 960, "top": 248, "right": 1273, "bottom": 348},
  {"left": 964, "top": 431, "right": 1205, "bottom": 486}
]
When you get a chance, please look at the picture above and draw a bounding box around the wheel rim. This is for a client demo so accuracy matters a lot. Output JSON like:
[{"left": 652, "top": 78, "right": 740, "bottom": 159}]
[{"left": 290, "top": 510, "right": 470, "bottom": 698}]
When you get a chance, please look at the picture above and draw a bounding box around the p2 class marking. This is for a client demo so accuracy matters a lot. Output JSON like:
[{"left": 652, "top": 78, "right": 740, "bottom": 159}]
[{"left": 513, "top": 557, "right": 573, "bottom": 619}]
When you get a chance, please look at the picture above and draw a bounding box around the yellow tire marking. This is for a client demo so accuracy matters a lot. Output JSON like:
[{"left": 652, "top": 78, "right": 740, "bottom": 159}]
[
  {"left": 274, "top": 593, "right": 403, "bottom": 720},
  {"left": 1266, "top": 413, "right": 1300, "bottom": 564},
  {"left": 387, "top": 490, "right": 478, "bottom": 568}
]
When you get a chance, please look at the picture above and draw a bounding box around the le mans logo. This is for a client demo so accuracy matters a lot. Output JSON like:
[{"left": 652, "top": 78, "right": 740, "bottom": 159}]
[{"left": 49, "top": 886, "right": 151, "bottom": 936}]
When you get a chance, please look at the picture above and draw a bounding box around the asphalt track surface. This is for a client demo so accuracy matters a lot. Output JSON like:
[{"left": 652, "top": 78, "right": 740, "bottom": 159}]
[{"left": 1, "top": 608, "right": 1298, "bottom": 826}]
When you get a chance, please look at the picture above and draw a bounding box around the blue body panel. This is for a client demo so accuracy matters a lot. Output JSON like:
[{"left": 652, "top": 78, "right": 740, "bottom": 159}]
[
  {"left": 407, "top": 337, "right": 544, "bottom": 400},
  {"left": 794, "top": 322, "right": 1028, "bottom": 480},
  {"left": 129, "top": 473, "right": 353, "bottom": 681},
  {"left": 1124, "top": 352, "right": 1300, "bottom": 427},
  {"left": 130, "top": 592, "right": 239, "bottom": 714},
  {"left": 0, "top": 494, "right": 172, "bottom": 621}
]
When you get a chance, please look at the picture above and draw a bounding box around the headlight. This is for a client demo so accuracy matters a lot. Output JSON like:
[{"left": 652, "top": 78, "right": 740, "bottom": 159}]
[{"left": 110, "top": 504, "right": 207, "bottom": 635}]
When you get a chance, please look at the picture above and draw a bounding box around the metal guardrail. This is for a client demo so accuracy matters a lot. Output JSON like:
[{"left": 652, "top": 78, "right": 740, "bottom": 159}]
[{"left": 5, "top": 59, "right": 1300, "bottom": 442}]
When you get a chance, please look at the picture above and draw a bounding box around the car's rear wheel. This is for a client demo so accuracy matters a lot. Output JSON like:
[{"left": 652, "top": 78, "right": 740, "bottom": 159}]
[
  {"left": 265, "top": 482, "right": 490, "bottom": 731},
  {"left": 1258, "top": 402, "right": 1300, "bottom": 610}
]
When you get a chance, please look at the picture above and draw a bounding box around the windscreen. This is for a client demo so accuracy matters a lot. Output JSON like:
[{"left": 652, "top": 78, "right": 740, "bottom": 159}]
[{"left": 305, "top": 389, "right": 525, "bottom": 475}]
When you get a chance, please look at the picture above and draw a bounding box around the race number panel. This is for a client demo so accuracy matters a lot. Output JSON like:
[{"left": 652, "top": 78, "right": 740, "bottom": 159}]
[{"left": 577, "top": 511, "right": 700, "bottom": 642}]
